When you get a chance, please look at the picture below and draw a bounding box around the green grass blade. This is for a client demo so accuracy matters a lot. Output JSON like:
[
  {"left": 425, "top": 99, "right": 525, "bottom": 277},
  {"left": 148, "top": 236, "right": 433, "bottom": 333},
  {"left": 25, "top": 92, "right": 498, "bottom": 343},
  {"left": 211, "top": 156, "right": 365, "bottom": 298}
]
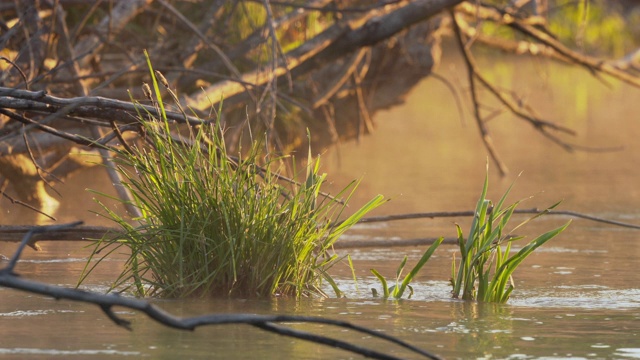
[
  {"left": 347, "top": 254, "right": 358, "bottom": 293},
  {"left": 143, "top": 49, "right": 167, "bottom": 122},
  {"left": 395, "top": 256, "right": 408, "bottom": 284},
  {"left": 489, "top": 221, "right": 571, "bottom": 302},
  {"left": 396, "top": 237, "right": 443, "bottom": 298},
  {"left": 330, "top": 194, "right": 387, "bottom": 242},
  {"left": 500, "top": 221, "right": 571, "bottom": 275},
  {"left": 370, "top": 268, "right": 390, "bottom": 298}
]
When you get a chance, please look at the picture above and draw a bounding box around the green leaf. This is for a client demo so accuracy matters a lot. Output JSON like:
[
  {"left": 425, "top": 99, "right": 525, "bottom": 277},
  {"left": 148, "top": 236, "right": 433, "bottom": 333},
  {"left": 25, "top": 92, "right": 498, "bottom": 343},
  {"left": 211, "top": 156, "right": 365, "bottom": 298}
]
[
  {"left": 395, "top": 237, "right": 443, "bottom": 299},
  {"left": 396, "top": 256, "right": 408, "bottom": 283},
  {"left": 370, "top": 268, "right": 390, "bottom": 298}
]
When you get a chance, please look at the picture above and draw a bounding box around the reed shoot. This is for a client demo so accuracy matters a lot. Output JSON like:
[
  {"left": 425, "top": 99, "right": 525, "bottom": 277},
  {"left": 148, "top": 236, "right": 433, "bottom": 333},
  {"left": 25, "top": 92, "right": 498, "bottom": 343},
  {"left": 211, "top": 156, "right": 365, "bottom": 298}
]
[
  {"left": 450, "top": 168, "right": 570, "bottom": 303},
  {"left": 370, "top": 238, "right": 443, "bottom": 299},
  {"left": 80, "top": 57, "right": 386, "bottom": 298}
]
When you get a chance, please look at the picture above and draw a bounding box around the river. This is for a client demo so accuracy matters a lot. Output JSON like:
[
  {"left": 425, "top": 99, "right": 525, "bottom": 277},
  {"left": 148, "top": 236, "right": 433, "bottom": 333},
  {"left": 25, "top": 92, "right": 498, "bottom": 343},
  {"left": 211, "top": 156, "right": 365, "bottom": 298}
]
[{"left": 1, "top": 48, "right": 640, "bottom": 359}]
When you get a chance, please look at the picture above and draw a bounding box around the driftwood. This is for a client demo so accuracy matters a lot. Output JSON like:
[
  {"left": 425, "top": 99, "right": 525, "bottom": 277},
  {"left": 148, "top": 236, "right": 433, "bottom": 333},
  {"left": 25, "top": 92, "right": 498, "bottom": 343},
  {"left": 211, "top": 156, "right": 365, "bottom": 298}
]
[{"left": 0, "top": 222, "right": 443, "bottom": 360}]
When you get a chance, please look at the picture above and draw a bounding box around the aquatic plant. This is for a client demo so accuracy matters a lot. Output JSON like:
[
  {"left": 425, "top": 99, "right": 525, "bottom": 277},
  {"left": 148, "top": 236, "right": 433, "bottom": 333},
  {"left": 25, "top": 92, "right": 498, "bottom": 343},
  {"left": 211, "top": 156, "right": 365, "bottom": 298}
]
[
  {"left": 450, "top": 167, "right": 570, "bottom": 303},
  {"left": 370, "top": 238, "right": 443, "bottom": 299},
  {"left": 80, "top": 53, "right": 386, "bottom": 298}
]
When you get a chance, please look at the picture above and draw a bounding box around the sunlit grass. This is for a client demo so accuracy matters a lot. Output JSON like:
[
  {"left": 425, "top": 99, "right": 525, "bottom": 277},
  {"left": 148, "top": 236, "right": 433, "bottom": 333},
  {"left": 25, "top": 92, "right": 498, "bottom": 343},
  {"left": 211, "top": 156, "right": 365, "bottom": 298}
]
[
  {"left": 370, "top": 238, "right": 443, "bottom": 299},
  {"left": 450, "top": 167, "right": 571, "bottom": 303},
  {"left": 79, "top": 54, "right": 386, "bottom": 298}
]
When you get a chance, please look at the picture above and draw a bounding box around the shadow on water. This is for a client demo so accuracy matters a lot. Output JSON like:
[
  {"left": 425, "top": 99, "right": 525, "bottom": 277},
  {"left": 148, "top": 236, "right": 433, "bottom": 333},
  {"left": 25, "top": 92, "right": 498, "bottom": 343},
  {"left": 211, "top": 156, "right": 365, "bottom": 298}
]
[{"left": 2, "top": 50, "right": 640, "bottom": 358}]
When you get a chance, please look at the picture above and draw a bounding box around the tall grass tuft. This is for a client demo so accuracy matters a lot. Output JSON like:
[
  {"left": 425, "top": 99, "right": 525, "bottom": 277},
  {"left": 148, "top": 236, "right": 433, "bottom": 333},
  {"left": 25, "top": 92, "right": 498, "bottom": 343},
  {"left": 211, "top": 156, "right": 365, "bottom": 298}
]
[
  {"left": 450, "top": 167, "right": 571, "bottom": 303},
  {"left": 80, "top": 55, "right": 386, "bottom": 298}
]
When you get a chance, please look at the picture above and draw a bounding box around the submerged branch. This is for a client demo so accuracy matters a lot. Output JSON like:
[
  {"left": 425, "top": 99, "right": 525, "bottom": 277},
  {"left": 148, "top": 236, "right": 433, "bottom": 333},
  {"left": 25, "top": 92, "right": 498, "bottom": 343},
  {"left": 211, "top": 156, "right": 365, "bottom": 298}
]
[
  {"left": 354, "top": 208, "right": 640, "bottom": 230},
  {"left": 2, "top": 208, "right": 639, "bottom": 248}
]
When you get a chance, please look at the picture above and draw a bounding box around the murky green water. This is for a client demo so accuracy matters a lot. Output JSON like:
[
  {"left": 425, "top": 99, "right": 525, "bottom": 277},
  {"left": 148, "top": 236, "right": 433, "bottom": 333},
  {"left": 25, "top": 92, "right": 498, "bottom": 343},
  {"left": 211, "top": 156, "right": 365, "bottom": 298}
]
[{"left": 2, "top": 48, "right": 640, "bottom": 358}]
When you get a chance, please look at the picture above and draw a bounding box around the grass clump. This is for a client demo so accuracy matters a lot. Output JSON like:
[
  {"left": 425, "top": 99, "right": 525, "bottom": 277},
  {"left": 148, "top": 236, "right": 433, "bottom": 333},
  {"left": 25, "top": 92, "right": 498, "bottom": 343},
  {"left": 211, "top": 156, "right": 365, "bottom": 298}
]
[
  {"left": 85, "top": 120, "right": 384, "bottom": 298},
  {"left": 81, "top": 59, "right": 385, "bottom": 298},
  {"left": 450, "top": 167, "right": 570, "bottom": 303},
  {"left": 370, "top": 238, "right": 443, "bottom": 299}
]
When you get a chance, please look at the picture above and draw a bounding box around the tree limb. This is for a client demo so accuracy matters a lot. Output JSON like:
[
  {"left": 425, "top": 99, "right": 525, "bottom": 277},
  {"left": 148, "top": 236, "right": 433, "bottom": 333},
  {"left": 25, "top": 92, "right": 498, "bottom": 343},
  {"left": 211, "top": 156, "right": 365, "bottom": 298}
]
[
  {"left": 0, "top": 87, "right": 204, "bottom": 125},
  {"left": 185, "top": 0, "right": 464, "bottom": 111}
]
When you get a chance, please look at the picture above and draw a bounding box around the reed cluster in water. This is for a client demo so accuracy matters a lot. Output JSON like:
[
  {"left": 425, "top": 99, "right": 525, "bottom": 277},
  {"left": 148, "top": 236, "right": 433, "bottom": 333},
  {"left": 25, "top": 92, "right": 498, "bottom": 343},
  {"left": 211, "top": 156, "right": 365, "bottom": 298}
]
[
  {"left": 369, "top": 167, "right": 569, "bottom": 303},
  {"left": 80, "top": 59, "right": 385, "bottom": 298},
  {"left": 450, "top": 169, "right": 570, "bottom": 303}
]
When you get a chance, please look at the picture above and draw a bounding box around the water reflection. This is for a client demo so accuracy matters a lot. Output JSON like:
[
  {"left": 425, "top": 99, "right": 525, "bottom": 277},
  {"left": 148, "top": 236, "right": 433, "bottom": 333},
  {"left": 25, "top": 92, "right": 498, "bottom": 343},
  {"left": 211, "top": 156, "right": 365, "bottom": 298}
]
[
  {"left": 615, "top": 348, "right": 640, "bottom": 359},
  {"left": 0, "top": 348, "right": 140, "bottom": 356},
  {"left": 437, "top": 302, "right": 519, "bottom": 358}
]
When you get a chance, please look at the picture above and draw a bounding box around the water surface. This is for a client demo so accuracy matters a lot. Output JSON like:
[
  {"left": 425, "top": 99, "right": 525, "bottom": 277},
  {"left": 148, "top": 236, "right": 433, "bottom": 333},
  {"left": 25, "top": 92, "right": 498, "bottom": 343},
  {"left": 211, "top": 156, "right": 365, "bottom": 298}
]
[{"left": 2, "top": 51, "right": 640, "bottom": 359}]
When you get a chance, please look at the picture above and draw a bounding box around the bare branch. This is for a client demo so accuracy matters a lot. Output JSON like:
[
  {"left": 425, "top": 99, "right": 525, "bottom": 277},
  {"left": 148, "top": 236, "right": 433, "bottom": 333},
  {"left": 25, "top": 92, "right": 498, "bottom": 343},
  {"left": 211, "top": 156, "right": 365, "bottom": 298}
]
[
  {"left": 0, "top": 108, "right": 115, "bottom": 151},
  {"left": 451, "top": 10, "right": 509, "bottom": 175},
  {"left": 2, "top": 207, "right": 639, "bottom": 246},
  {"left": 0, "top": 87, "right": 205, "bottom": 125},
  {"left": 156, "top": 0, "right": 244, "bottom": 81},
  {"left": 0, "top": 191, "right": 56, "bottom": 227},
  {"left": 456, "top": 2, "right": 640, "bottom": 88},
  {"left": 0, "top": 56, "right": 29, "bottom": 89}
]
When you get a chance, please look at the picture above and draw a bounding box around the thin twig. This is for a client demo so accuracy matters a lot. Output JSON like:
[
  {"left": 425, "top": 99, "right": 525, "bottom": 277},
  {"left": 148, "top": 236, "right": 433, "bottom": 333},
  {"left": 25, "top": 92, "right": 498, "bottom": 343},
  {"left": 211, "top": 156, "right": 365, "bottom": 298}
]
[
  {"left": 351, "top": 208, "right": 640, "bottom": 230},
  {"left": 451, "top": 10, "right": 509, "bottom": 176},
  {"left": 22, "top": 132, "right": 63, "bottom": 195},
  {"left": 430, "top": 72, "right": 466, "bottom": 126},
  {"left": 0, "top": 191, "right": 56, "bottom": 224},
  {"left": 0, "top": 56, "right": 29, "bottom": 89}
]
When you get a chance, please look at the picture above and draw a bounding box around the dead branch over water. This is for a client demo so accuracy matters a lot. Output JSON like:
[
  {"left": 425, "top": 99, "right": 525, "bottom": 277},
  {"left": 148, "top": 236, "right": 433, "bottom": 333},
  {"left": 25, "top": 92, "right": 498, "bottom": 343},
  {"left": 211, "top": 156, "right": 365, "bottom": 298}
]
[{"left": 0, "top": 222, "right": 443, "bottom": 360}]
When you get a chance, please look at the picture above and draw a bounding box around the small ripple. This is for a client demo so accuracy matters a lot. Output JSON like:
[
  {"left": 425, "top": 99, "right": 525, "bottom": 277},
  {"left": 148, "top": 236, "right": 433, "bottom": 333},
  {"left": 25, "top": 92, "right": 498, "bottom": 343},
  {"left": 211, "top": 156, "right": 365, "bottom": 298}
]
[
  {"left": 0, "top": 310, "right": 53, "bottom": 317},
  {"left": 19, "top": 258, "right": 87, "bottom": 264},
  {"left": 330, "top": 278, "right": 452, "bottom": 301},
  {"left": 535, "top": 247, "right": 607, "bottom": 254},
  {"left": 0, "top": 309, "right": 84, "bottom": 317},
  {"left": 0, "top": 348, "right": 140, "bottom": 356},
  {"left": 510, "top": 288, "right": 640, "bottom": 309},
  {"left": 615, "top": 348, "right": 640, "bottom": 359}
]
